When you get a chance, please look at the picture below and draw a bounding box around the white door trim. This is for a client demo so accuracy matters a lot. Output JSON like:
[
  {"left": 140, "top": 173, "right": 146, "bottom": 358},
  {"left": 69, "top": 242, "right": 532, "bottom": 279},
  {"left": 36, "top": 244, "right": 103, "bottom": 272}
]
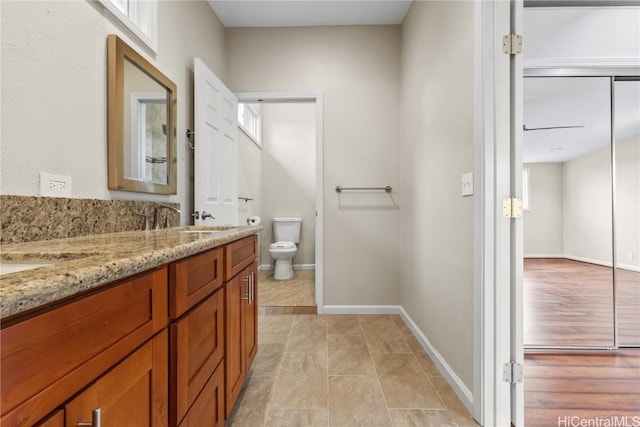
[
  {"left": 473, "top": 1, "right": 514, "bottom": 425},
  {"left": 234, "top": 92, "right": 324, "bottom": 313}
]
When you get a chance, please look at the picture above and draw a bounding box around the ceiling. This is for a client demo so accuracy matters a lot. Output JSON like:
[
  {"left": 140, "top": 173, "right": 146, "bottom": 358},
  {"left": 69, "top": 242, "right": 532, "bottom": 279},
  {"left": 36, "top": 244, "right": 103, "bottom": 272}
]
[
  {"left": 524, "top": 77, "right": 640, "bottom": 163},
  {"left": 208, "top": 0, "right": 413, "bottom": 27}
]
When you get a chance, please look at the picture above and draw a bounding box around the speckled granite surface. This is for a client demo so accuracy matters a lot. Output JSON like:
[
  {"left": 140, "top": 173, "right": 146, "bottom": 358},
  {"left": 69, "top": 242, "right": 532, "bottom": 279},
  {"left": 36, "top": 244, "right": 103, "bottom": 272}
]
[
  {"left": 0, "top": 195, "right": 180, "bottom": 244},
  {"left": 0, "top": 225, "right": 262, "bottom": 319}
]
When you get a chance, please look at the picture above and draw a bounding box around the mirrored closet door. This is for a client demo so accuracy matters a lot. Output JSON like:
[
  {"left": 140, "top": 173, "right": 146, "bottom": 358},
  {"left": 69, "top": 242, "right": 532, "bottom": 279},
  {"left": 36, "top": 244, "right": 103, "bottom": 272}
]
[{"left": 523, "top": 75, "right": 640, "bottom": 350}]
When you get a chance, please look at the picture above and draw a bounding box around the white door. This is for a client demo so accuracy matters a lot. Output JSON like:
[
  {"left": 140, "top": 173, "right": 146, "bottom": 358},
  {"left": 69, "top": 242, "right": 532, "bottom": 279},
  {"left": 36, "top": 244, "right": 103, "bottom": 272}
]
[{"left": 194, "top": 58, "right": 238, "bottom": 225}]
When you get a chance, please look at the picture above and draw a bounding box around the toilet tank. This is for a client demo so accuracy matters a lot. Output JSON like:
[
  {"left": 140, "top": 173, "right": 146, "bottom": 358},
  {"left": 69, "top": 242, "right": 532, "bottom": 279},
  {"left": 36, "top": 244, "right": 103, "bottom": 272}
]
[{"left": 272, "top": 217, "right": 302, "bottom": 243}]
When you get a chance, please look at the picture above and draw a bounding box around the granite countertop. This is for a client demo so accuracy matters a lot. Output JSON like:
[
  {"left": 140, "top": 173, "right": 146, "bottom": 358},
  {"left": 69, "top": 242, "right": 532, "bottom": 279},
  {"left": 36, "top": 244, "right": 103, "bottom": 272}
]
[{"left": 0, "top": 225, "right": 262, "bottom": 320}]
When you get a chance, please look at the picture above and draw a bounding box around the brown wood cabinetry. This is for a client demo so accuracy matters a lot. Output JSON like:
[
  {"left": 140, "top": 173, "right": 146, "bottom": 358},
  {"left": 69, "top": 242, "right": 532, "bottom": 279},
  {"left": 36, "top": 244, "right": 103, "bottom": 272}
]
[
  {"left": 169, "top": 288, "right": 224, "bottom": 426},
  {"left": 65, "top": 331, "right": 168, "bottom": 427},
  {"left": 0, "top": 268, "right": 168, "bottom": 427},
  {"left": 170, "top": 247, "right": 223, "bottom": 318},
  {"left": 177, "top": 363, "right": 225, "bottom": 427},
  {"left": 1, "top": 233, "right": 259, "bottom": 427},
  {"left": 224, "top": 259, "right": 258, "bottom": 418}
]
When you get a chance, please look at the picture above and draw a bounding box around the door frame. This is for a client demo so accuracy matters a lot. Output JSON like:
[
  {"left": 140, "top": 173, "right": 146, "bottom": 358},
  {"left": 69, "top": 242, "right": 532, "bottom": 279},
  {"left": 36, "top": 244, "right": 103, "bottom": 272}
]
[
  {"left": 234, "top": 92, "right": 325, "bottom": 312},
  {"left": 473, "top": 0, "right": 522, "bottom": 425}
]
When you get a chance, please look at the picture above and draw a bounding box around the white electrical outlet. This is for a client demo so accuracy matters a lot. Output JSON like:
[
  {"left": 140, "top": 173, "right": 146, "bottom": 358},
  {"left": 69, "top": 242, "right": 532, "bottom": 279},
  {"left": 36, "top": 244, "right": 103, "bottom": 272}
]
[
  {"left": 461, "top": 172, "right": 473, "bottom": 197},
  {"left": 629, "top": 252, "right": 636, "bottom": 261},
  {"left": 40, "top": 173, "right": 72, "bottom": 197}
]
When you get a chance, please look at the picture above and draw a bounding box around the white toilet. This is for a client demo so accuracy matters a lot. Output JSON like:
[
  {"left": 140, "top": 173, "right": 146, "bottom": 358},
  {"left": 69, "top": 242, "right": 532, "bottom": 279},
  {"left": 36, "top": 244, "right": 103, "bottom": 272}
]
[{"left": 268, "top": 217, "right": 302, "bottom": 280}]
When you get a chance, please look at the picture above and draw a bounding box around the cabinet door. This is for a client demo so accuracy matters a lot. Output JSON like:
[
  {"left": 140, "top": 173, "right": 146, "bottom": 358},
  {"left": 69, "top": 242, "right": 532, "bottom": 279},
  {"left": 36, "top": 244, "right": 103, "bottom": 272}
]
[
  {"left": 245, "top": 262, "right": 258, "bottom": 370},
  {"left": 170, "top": 290, "right": 224, "bottom": 426},
  {"left": 224, "top": 272, "right": 247, "bottom": 418},
  {"left": 178, "top": 363, "right": 224, "bottom": 427},
  {"left": 65, "top": 331, "right": 168, "bottom": 427},
  {"left": 36, "top": 410, "right": 64, "bottom": 427}
]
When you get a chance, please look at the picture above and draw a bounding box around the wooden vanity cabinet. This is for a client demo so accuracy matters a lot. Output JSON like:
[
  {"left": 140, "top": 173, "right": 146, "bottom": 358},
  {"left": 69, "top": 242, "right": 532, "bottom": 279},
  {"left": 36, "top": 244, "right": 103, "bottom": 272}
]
[
  {"left": 224, "top": 260, "right": 258, "bottom": 418},
  {"left": 65, "top": 330, "right": 169, "bottom": 427},
  {"left": 169, "top": 247, "right": 226, "bottom": 427},
  {"left": 0, "top": 267, "right": 168, "bottom": 427}
]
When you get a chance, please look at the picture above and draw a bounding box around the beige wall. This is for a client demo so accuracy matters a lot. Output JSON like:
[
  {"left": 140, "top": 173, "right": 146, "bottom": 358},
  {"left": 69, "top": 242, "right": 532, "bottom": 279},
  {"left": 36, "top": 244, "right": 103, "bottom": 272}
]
[
  {"left": 523, "top": 163, "right": 564, "bottom": 256},
  {"left": 259, "top": 103, "right": 316, "bottom": 268},
  {"left": 399, "top": 1, "right": 475, "bottom": 390},
  {"left": 226, "top": 25, "right": 401, "bottom": 306},
  {"left": 0, "top": 0, "right": 226, "bottom": 223}
]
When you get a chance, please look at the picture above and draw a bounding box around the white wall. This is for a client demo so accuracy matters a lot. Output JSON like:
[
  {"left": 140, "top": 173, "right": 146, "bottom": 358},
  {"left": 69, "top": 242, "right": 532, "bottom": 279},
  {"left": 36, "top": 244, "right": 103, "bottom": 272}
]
[
  {"left": 226, "top": 25, "right": 401, "bottom": 306},
  {"left": 0, "top": 0, "right": 227, "bottom": 224},
  {"left": 399, "top": 1, "right": 474, "bottom": 390},
  {"left": 563, "top": 146, "right": 614, "bottom": 266},
  {"left": 615, "top": 135, "right": 640, "bottom": 270},
  {"left": 524, "top": 7, "right": 640, "bottom": 68},
  {"left": 523, "top": 163, "right": 564, "bottom": 256},
  {"left": 237, "top": 131, "right": 262, "bottom": 226},
  {"left": 259, "top": 103, "right": 316, "bottom": 268}
]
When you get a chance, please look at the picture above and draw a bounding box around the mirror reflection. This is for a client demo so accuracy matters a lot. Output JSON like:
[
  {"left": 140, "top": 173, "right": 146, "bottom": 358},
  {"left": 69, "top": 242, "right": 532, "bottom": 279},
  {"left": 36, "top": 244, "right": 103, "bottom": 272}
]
[{"left": 107, "top": 34, "right": 177, "bottom": 194}]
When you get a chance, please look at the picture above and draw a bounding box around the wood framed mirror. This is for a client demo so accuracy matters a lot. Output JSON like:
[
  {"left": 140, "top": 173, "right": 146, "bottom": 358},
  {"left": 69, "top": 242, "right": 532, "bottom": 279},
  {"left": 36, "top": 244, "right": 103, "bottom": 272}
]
[{"left": 107, "top": 34, "right": 177, "bottom": 194}]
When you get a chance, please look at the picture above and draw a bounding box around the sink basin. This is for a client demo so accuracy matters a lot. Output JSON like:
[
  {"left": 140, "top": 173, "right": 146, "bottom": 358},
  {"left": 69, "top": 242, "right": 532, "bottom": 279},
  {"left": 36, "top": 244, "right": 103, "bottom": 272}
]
[
  {"left": 0, "top": 260, "right": 58, "bottom": 276},
  {"left": 175, "top": 226, "right": 237, "bottom": 234}
]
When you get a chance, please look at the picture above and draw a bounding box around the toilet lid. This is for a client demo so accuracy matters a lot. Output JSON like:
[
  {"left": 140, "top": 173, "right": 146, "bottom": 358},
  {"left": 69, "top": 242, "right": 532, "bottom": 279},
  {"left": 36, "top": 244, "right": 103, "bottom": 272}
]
[{"left": 270, "top": 241, "right": 296, "bottom": 249}]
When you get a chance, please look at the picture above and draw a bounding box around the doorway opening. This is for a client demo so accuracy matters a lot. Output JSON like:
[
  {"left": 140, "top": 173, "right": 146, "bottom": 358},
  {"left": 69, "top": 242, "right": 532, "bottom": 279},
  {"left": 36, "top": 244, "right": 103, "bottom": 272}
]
[{"left": 236, "top": 93, "right": 324, "bottom": 315}]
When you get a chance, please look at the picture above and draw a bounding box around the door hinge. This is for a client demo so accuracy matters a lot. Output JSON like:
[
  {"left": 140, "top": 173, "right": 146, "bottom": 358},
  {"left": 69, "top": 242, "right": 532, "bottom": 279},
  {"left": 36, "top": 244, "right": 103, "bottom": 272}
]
[
  {"left": 503, "top": 198, "right": 523, "bottom": 218},
  {"left": 503, "top": 361, "right": 523, "bottom": 384},
  {"left": 502, "top": 34, "right": 522, "bottom": 55}
]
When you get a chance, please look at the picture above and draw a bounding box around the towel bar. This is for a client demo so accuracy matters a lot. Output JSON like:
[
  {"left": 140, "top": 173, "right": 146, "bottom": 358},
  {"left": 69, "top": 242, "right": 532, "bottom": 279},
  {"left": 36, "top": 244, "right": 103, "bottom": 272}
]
[{"left": 335, "top": 186, "right": 392, "bottom": 193}]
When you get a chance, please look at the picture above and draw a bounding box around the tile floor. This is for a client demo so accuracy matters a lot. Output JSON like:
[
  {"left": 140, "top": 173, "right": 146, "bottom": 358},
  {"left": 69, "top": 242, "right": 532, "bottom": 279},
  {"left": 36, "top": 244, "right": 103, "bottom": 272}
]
[
  {"left": 226, "top": 314, "right": 478, "bottom": 427},
  {"left": 259, "top": 270, "right": 315, "bottom": 307}
]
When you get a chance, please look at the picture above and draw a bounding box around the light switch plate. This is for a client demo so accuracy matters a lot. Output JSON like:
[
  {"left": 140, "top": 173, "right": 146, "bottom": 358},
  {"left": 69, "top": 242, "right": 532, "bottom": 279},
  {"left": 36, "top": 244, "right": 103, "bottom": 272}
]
[
  {"left": 461, "top": 172, "right": 473, "bottom": 197},
  {"left": 40, "top": 172, "right": 72, "bottom": 197}
]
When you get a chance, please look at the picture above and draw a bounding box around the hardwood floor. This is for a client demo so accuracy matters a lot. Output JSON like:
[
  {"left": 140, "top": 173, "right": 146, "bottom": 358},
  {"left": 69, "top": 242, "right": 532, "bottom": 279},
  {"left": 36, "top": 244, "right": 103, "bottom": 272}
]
[
  {"left": 524, "top": 258, "right": 640, "bottom": 347},
  {"left": 525, "top": 351, "right": 640, "bottom": 426}
]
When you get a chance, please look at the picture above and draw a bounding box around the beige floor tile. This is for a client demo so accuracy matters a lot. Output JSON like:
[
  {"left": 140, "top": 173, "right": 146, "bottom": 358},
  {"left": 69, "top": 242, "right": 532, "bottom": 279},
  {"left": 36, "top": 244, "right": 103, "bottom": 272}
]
[
  {"left": 249, "top": 342, "right": 286, "bottom": 377},
  {"left": 328, "top": 375, "right": 392, "bottom": 426},
  {"left": 388, "top": 409, "right": 460, "bottom": 426},
  {"left": 259, "top": 270, "right": 315, "bottom": 307},
  {"left": 269, "top": 372, "right": 328, "bottom": 409},
  {"left": 285, "top": 329, "right": 327, "bottom": 352},
  {"left": 326, "top": 315, "right": 363, "bottom": 335},
  {"left": 291, "top": 314, "right": 327, "bottom": 335},
  {"left": 328, "top": 334, "right": 376, "bottom": 376},
  {"left": 391, "top": 315, "right": 414, "bottom": 336},
  {"left": 279, "top": 352, "right": 327, "bottom": 376},
  {"left": 371, "top": 353, "right": 445, "bottom": 409},
  {"left": 227, "top": 376, "right": 276, "bottom": 426},
  {"left": 429, "top": 378, "right": 476, "bottom": 424},
  {"left": 260, "top": 315, "right": 295, "bottom": 335},
  {"left": 403, "top": 335, "right": 444, "bottom": 377},
  {"left": 361, "top": 316, "right": 411, "bottom": 353},
  {"left": 258, "top": 333, "right": 289, "bottom": 345},
  {"left": 264, "top": 408, "right": 328, "bottom": 427}
]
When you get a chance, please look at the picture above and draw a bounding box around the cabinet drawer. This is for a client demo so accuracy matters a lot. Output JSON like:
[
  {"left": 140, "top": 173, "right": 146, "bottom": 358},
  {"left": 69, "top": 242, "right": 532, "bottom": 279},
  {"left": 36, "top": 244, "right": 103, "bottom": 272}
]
[
  {"left": 224, "top": 235, "right": 257, "bottom": 280},
  {"left": 170, "top": 247, "right": 223, "bottom": 318},
  {"left": 178, "top": 362, "right": 224, "bottom": 427},
  {"left": 170, "top": 289, "right": 224, "bottom": 426},
  {"left": 1, "top": 268, "right": 168, "bottom": 427}
]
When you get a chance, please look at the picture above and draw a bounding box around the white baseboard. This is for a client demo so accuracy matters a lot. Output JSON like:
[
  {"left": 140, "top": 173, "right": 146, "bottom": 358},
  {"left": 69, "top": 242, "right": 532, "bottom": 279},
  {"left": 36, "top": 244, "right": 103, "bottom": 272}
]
[
  {"left": 320, "top": 304, "right": 473, "bottom": 414},
  {"left": 259, "top": 264, "right": 316, "bottom": 272},
  {"left": 398, "top": 307, "right": 474, "bottom": 414},
  {"left": 322, "top": 305, "right": 403, "bottom": 315}
]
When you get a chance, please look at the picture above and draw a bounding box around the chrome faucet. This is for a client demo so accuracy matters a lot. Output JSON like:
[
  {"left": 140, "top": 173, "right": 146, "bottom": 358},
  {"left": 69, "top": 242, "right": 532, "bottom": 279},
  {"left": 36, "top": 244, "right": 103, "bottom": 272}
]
[{"left": 153, "top": 205, "right": 181, "bottom": 230}]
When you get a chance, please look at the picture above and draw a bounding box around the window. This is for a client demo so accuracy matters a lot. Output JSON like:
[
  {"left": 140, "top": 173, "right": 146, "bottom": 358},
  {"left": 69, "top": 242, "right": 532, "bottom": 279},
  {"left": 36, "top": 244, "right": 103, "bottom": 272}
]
[
  {"left": 523, "top": 168, "right": 530, "bottom": 211},
  {"left": 238, "top": 103, "right": 262, "bottom": 147},
  {"left": 98, "top": 0, "right": 158, "bottom": 53}
]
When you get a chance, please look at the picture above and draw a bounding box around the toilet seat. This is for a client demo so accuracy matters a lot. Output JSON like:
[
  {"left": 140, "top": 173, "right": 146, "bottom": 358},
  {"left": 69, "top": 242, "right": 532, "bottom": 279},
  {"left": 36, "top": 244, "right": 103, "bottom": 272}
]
[{"left": 269, "top": 241, "right": 296, "bottom": 250}]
